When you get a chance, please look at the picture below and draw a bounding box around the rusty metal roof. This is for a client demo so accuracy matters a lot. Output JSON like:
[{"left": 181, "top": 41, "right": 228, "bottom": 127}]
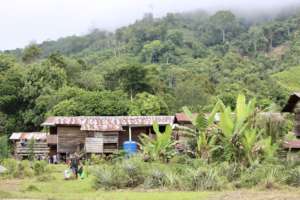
[
  {"left": 282, "top": 92, "right": 300, "bottom": 112},
  {"left": 175, "top": 113, "right": 221, "bottom": 123},
  {"left": 42, "top": 116, "right": 175, "bottom": 131},
  {"left": 9, "top": 132, "right": 47, "bottom": 140},
  {"left": 175, "top": 113, "right": 198, "bottom": 123},
  {"left": 283, "top": 140, "right": 300, "bottom": 149}
]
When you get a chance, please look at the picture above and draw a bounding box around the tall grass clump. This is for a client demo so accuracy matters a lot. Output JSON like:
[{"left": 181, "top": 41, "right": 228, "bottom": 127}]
[
  {"left": 285, "top": 166, "right": 300, "bottom": 186},
  {"left": 144, "top": 168, "right": 168, "bottom": 189},
  {"left": 33, "top": 160, "right": 48, "bottom": 176},
  {"left": 183, "top": 167, "right": 226, "bottom": 191},
  {"left": 121, "top": 157, "right": 145, "bottom": 187},
  {"left": 93, "top": 165, "right": 125, "bottom": 190},
  {"left": 93, "top": 156, "right": 146, "bottom": 190},
  {"left": 1, "top": 158, "right": 36, "bottom": 178},
  {"left": 1, "top": 158, "right": 18, "bottom": 178},
  {"left": 237, "top": 163, "right": 287, "bottom": 188}
]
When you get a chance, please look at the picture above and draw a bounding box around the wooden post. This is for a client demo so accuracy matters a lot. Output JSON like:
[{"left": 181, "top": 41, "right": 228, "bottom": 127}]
[{"left": 129, "top": 126, "right": 132, "bottom": 141}]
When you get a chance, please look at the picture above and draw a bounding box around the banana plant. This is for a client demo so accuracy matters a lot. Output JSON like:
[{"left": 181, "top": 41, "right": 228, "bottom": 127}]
[
  {"left": 182, "top": 101, "right": 221, "bottom": 162},
  {"left": 260, "top": 136, "right": 278, "bottom": 162},
  {"left": 218, "top": 94, "right": 256, "bottom": 162},
  {"left": 241, "top": 129, "right": 261, "bottom": 165},
  {"left": 139, "top": 122, "right": 176, "bottom": 162}
]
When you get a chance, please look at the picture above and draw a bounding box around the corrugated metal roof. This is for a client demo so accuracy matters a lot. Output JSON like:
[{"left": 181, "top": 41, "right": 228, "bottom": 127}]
[
  {"left": 175, "top": 113, "right": 198, "bottom": 123},
  {"left": 42, "top": 116, "right": 175, "bottom": 131},
  {"left": 283, "top": 140, "right": 300, "bottom": 149},
  {"left": 10, "top": 132, "right": 47, "bottom": 140},
  {"left": 175, "top": 113, "right": 221, "bottom": 123},
  {"left": 9, "top": 133, "right": 22, "bottom": 140},
  {"left": 81, "top": 123, "right": 123, "bottom": 132}
]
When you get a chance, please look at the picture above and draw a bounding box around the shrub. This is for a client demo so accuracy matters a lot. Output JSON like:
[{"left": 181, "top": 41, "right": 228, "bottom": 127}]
[
  {"left": 144, "top": 169, "right": 168, "bottom": 189},
  {"left": 121, "top": 158, "right": 145, "bottom": 187},
  {"left": 217, "top": 162, "right": 242, "bottom": 182},
  {"left": 184, "top": 167, "right": 225, "bottom": 191},
  {"left": 165, "top": 171, "right": 181, "bottom": 189},
  {"left": 169, "top": 154, "right": 192, "bottom": 165},
  {"left": 237, "top": 164, "right": 286, "bottom": 188},
  {"left": 19, "top": 160, "right": 34, "bottom": 178},
  {"left": 90, "top": 154, "right": 106, "bottom": 165},
  {"left": 285, "top": 166, "right": 300, "bottom": 187},
  {"left": 93, "top": 157, "right": 147, "bottom": 190},
  {"left": 24, "top": 184, "right": 40, "bottom": 192},
  {"left": 1, "top": 158, "right": 18, "bottom": 178},
  {"left": 33, "top": 160, "right": 48, "bottom": 176},
  {"left": 93, "top": 165, "right": 127, "bottom": 190},
  {"left": 1, "top": 159, "right": 36, "bottom": 178}
]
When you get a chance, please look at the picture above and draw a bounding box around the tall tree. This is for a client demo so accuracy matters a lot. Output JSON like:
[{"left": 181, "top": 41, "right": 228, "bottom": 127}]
[
  {"left": 209, "top": 11, "right": 238, "bottom": 43},
  {"left": 22, "top": 44, "right": 42, "bottom": 64}
]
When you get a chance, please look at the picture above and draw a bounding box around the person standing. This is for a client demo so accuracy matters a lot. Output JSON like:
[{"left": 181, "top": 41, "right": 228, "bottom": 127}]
[
  {"left": 70, "top": 154, "right": 79, "bottom": 179},
  {"left": 53, "top": 154, "right": 58, "bottom": 164}
]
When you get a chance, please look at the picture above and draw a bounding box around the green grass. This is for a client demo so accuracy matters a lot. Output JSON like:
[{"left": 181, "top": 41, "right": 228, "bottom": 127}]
[
  {"left": 0, "top": 164, "right": 210, "bottom": 200},
  {"left": 1, "top": 164, "right": 300, "bottom": 200},
  {"left": 272, "top": 65, "right": 300, "bottom": 91}
]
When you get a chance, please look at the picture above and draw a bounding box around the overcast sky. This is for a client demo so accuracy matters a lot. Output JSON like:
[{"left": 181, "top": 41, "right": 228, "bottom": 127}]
[{"left": 1, "top": 0, "right": 300, "bottom": 50}]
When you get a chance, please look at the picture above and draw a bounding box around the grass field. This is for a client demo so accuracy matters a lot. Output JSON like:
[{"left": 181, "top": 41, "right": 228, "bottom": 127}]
[
  {"left": 0, "top": 164, "right": 210, "bottom": 200},
  {"left": 272, "top": 65, "right": 300, "bottom": 91},
  {"left": 0, "top": 164, "right": 300, "bottom": 200}
]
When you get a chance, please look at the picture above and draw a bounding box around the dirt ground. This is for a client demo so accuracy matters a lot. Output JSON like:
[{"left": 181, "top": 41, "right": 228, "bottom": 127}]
[
  {"left": 0, "top": 179, "right": 22, "bottom": 192},
  {"left": 211, "top": 189, "right": 300, "bottom": 200}
]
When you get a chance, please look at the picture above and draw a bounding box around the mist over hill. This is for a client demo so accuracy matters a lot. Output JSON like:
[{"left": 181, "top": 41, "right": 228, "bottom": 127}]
[{"left": 1, "top": 0, "right": 300, "bottom": 50}]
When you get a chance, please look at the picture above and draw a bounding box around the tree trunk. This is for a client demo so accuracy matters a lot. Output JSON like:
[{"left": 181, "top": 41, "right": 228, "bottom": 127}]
[
  {"left": 222, "top": 29, "right": 226, "bottom": 43},
  {"left": 269, "top": 37, "right": 273, "bottom": 51},
  {"left": 253, "top": 41, "right": 257, "bottom": 55}
]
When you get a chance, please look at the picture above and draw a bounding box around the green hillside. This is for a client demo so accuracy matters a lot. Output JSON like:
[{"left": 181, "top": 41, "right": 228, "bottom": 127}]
[
  {"left": 273, "top": 65, "right": 300, "bottom": 91},
  {"left": 1, "top": 8, "right": 300, "bottom": 134}
]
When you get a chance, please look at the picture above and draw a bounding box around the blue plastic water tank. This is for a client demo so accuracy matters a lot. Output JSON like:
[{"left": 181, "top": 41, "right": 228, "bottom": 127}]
[{"left": 123, "top": 141, "right": 137, "bottom": 155}]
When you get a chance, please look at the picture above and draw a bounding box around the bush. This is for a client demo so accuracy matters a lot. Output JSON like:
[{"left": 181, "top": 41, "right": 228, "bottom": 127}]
[
  {"left": 237, "top": 164, "right": 286, "bottom": 188},
  {"left": 93, "top": 165, "right": 127, "bottom": 190},
  {"left": 33, "top": 160, "right": 48, "bottom": 176},
  {"left": 184, "top": 167, "right": 225, "bottom": 191},
  {"left": 24, "top": 184, "right": 40, "bottom": 192},
  {"left": 169, "top": 154, "right": 192, "bottom": 165},
  {"left": 144, "top": 169, "right": 168, "bottom": 189},
  {"left": 1, "top": 158, "right": 18, "bottom": 178},
  {"left": 19, "top": 160, "right": 34, "bottom": 178},
  {"left": 121, "top": 158, "right": 145, "bottom": 187},
  {"left": 285, "top": 166, "right": 300, "bottom": 187},
  {"left": 93, "top": 157, "right": 146, "bottom": 190},
  {"left": 217, "top": 162, "right": 242, "bottom": 182},
  {"left": 90, "top": 154, "right": 106, "bottom": 165},
  {"left": 165, "top": 171, "right": 181, "bottom": 189}
]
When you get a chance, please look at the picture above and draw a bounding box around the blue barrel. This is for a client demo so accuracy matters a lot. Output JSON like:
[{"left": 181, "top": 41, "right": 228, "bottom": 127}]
[{"left": 123, "top": 141, "right": 137, "bottom": 155}]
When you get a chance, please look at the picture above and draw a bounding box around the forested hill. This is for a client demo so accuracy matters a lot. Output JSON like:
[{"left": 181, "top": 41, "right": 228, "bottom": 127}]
[{"left": 1, "top": 9, "right": 300, "bottom": 134}]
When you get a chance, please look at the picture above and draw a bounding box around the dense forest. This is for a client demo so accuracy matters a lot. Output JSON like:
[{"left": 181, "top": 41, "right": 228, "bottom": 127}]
[{"left": 1, "top": 8, "right": 300, "bottom": 135}]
